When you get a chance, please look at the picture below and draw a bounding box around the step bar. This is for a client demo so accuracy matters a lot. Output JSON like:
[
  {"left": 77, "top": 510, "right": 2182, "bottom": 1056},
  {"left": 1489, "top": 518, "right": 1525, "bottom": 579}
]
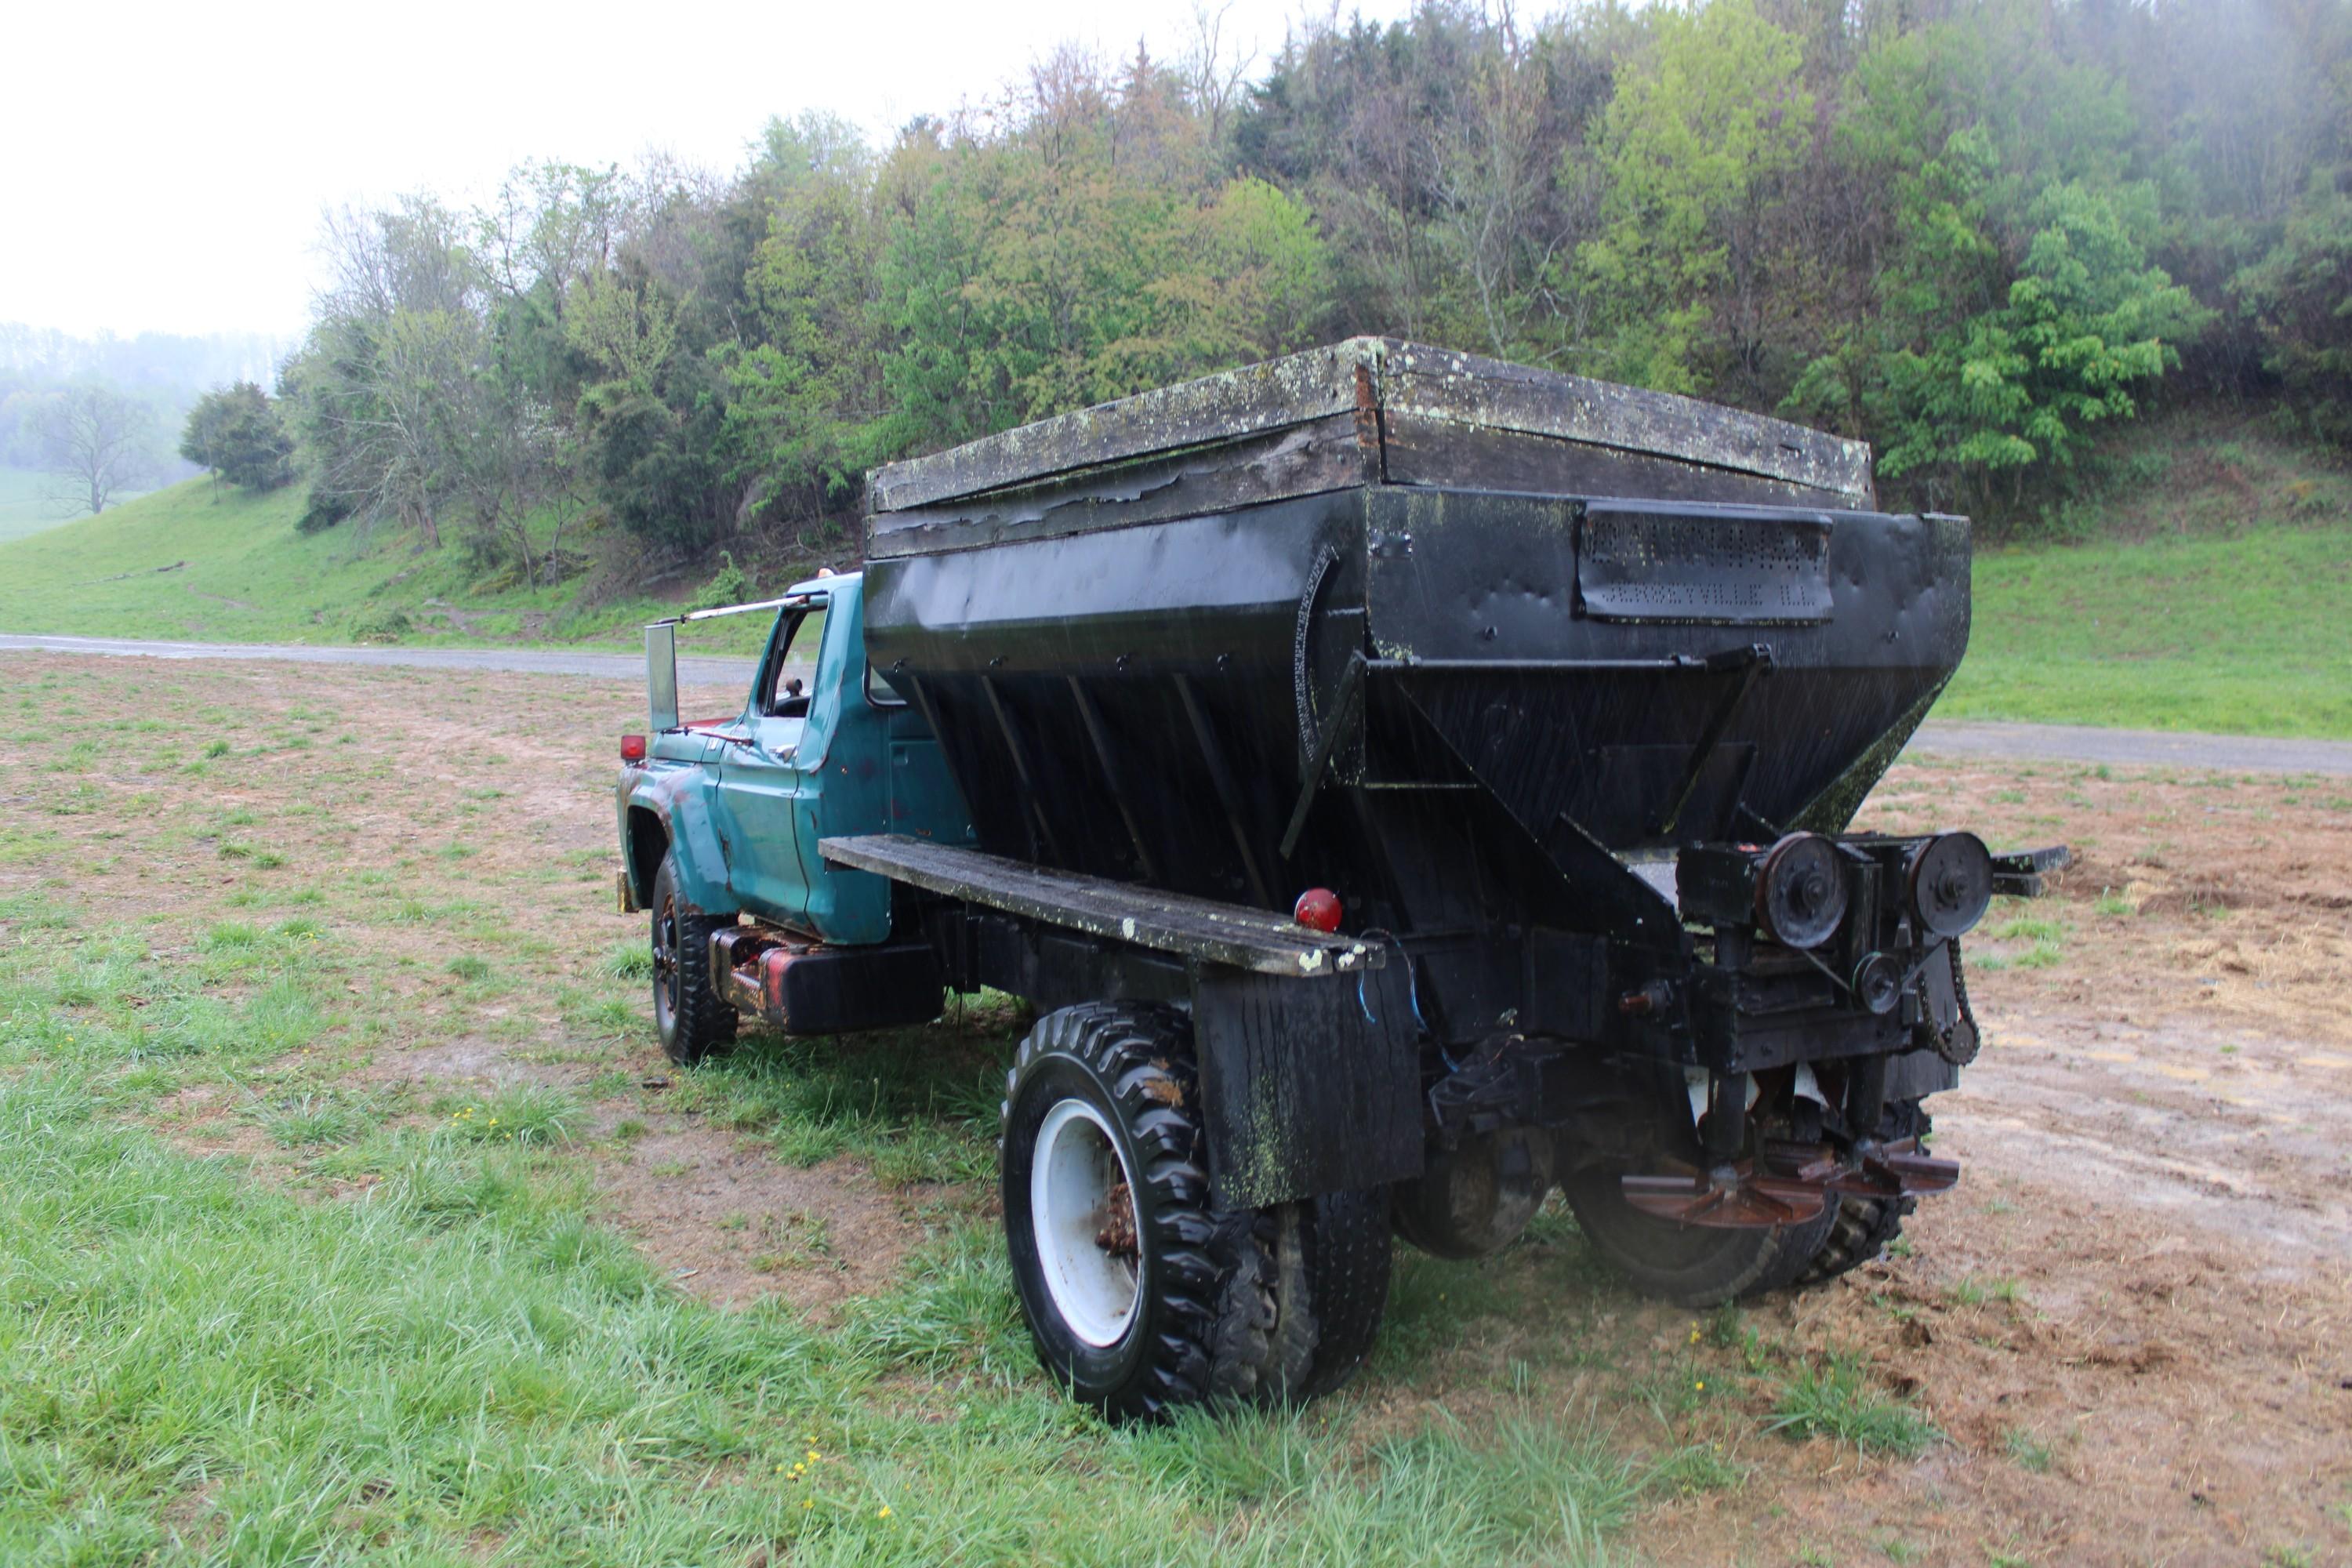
[{"left": 818, "top": 833, "right": 1384, "bottom": 978}]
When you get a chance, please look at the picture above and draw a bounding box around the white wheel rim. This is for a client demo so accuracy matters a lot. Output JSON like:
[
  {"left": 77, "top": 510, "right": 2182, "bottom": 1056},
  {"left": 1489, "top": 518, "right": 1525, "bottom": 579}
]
[{"left": 1031, "top": 1098, "right": 1142, "bottom": 1348}]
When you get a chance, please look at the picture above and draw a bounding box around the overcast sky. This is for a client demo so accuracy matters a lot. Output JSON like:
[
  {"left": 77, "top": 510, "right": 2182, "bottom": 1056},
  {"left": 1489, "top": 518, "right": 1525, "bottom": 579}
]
[{"left": 2, "top": 0, "right": 1409, "bottom": 343}]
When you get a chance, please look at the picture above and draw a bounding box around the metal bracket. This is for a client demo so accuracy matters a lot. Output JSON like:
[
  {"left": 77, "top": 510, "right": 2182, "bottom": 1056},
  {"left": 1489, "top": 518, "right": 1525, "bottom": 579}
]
[
  {"left": 1653, "top": 643, "right": 1773, "bottom": 838},
  {"left": 1280, "top": 653, "right": 1367, "bottom": 859}
]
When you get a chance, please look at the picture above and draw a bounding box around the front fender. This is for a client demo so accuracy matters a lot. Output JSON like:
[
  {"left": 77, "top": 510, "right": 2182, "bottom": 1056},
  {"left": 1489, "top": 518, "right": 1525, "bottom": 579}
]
[{"left": 619, "top": 764, "right": 737, "bottom": 915}]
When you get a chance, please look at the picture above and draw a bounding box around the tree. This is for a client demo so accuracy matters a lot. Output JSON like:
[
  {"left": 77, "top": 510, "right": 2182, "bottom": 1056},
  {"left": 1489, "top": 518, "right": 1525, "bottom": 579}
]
[
  {"left": 1785, "top": 15, "right": 2210, "bottom": 508},
  {"left": 1871, "top": 180, "right": 2209, "bottom": 488},
  {"left": 180, "top": 382, "right": 294, "bottom": 492},
  {"left": 35, "top": 383, "right": 157, "bottom": 516},
  {"left": 285, "top": 198, "right": 490, "bottom": 547},
  {"left": 1575, "top": 0, "right": 1813, "bottom": 393},
  {"left": 1426, "top": 16, "right": 1570, "bottom": 361},
  {"left": 717, "top": 118, "right": 888, "bottom": 513},
  {"left": 2235, "top": 168, "right": 2352, "bottom": 446},
  {"left": 1102, "top": 176, "right": 1333, "bottom": 387}
]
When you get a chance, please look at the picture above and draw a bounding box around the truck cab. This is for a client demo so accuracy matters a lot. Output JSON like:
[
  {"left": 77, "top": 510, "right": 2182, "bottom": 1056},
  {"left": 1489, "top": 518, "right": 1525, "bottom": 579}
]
[{"left": 615, "top": 575, "right": 974, "bottom": 1051}]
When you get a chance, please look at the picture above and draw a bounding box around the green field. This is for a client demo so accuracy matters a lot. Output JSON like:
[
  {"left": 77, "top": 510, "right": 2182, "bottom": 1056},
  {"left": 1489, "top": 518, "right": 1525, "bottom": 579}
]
[
  {"left": 1, "top": 659, "right": 1842, "bottom": 1566},
  {"left": 1939, "top": 423, "right": 2352, "bottom": 737},
  {"left": 1940, "top": 524, "right": 2352, "bottom": 736},
  {"left": 0, "top": 466, "right": 151, "bottom": 546},
  {"left": 0, "top": 480, "right": 774, "bottom": 655}
]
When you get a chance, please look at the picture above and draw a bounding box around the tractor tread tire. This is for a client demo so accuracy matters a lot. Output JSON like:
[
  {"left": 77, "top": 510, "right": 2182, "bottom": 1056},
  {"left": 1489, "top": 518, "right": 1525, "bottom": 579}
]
[
  {"left": 1289, "top": 1188, "right": 1392, "bottom": 1400},
  {"left": 1795, "top": 1102, "right": 1931, "bottom": 1287},
  {"left": 652, "top": 855, "right": 737, "bottom": 1066},
  {"left": 1794, "top": 1195, "right": 1915, "bottom": 1287}
]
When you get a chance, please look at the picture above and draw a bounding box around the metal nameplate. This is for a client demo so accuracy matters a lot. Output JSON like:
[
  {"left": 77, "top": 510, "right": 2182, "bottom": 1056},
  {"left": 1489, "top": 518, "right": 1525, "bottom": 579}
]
[{"left": 1577, "top": 505, "right": 1835, "bottom": 625}]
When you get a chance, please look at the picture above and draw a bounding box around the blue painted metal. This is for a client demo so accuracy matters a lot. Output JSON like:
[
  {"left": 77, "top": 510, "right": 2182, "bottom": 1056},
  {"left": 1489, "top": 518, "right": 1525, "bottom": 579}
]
[{"left": 615, "top": 574, "right": 975, "bottom": 941}]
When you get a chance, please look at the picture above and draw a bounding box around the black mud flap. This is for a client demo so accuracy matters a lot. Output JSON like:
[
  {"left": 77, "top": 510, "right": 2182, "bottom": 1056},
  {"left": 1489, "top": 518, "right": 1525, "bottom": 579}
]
[{"left": 1190, "top": 964, "right": 1424, "bottom": 1208}]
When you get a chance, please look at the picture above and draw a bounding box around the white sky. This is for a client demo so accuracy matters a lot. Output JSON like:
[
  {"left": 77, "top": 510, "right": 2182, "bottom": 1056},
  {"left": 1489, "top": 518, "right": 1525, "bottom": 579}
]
[{"left": 2, "top": 0, "right": 1408, "bottom": 342}]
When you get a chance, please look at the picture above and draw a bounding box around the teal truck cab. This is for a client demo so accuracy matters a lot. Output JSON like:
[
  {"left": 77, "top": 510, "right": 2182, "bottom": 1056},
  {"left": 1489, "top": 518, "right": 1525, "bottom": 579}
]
[{"left": 615, "top": 574, "right": 974, "bottom": 1060}]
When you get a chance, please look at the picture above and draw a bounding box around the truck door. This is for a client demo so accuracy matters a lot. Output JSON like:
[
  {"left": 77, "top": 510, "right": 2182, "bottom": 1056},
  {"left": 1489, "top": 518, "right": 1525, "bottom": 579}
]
[{"left": 711, "top": 598, "right": 828, "bottom": 924}]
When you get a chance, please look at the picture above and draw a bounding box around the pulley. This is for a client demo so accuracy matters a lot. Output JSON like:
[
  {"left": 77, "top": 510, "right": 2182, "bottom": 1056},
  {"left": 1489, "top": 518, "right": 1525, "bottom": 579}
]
[
  {"left": 1753, "top": 833, "right": 1848, "bottom": 950},
  {"left": 1908, "top": 832, "right": 1994, "bottom": 939}
]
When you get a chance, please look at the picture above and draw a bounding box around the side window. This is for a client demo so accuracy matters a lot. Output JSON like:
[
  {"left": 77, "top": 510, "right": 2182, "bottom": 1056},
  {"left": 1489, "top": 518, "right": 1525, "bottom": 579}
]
[
  {"left": 763, "top": 603, "right": 827, "bottom": 716},
  {"left": 864, "top": 659, "right": 909, "bottom": 710}
]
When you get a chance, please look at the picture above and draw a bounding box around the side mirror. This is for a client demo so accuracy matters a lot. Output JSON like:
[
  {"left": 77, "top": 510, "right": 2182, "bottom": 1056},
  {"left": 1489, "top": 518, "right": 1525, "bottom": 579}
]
[{"left": 647, "top": 622, "right": 680, "bottom": 731}]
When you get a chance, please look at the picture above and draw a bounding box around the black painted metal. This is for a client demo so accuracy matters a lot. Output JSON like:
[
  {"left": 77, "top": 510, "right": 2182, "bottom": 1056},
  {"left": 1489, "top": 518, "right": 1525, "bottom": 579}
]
[
  {"left": 1065, "top": 674, "right": 1159, "bottom": 883},
  {"left": 855, "top": 343, "right": 1995, "bottom": 1200},
  {"left": 1192, "top": 964, "right": 1425, "bottom": 1207}
]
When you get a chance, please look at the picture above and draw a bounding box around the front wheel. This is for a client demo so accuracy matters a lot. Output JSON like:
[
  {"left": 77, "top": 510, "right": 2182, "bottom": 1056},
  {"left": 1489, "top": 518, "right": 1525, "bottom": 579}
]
[{"left": 650, "top": 854, "right": 737, "bottom": 1065}]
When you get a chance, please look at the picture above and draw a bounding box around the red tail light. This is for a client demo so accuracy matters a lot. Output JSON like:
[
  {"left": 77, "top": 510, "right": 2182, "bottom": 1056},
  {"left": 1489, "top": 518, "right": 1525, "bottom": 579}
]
[
  {"left": 620, "top": 734, "right": 648, "bottom": 763},
  {"left": 1293, "top": 887, "right": 1343, "bottom": 932}
]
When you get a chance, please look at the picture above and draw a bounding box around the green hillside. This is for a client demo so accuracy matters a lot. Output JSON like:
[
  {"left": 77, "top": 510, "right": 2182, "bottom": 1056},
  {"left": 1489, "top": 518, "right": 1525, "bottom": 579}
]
[
  {"left": 0, "top": 480, "right": 769, "bottom": 653},
  {"left": 1939, "top": 424, "right": 2352, "bottom": 738},
  {"left": 0, "top": 467, "right": 147, "bottom": 546}
]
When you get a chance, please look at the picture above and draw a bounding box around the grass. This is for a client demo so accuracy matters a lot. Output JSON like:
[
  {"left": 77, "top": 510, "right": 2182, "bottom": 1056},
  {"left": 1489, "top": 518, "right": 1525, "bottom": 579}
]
[
  {"left": 0, "top": 655, "right": 1769, "bottom": 1565},
  {"left": 0, "top": 1069, "right": 1682, "bottom": 1563},
  {"left": 1762, "top": 1357, "right": 1940, "bottom": 1457},
  {"left": 1938, "top": 421, "right": 2352, "bottom": 738},
  {"left": 0, "top": 477, "right": 776, "bottom": 654},
  {"left": 1949, "top": 1276, "right": 2025, "bottom": 1306},
  {"left": 2004, "top": 1425, "right": 2054, "bottom": 1472}
]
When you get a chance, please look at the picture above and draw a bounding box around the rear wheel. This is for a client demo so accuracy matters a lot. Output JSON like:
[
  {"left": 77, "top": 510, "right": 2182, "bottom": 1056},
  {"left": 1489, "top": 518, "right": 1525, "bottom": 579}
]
[
  {"left": 650, "top": 854, "right": 737, "bottom": 1065},
  {"left": 1792, "top": 1195, "right": 1913, "bottom": 1287},
  {"left": 1000, "top": 1003, "right": 1278, "bottom": 1421},
  {"left": 1000, "top": 1004, "right": 1399, "bottom": 1416},
  {"left": 1263, "top": 1187, "right": 1392, "bottom": 1401},
  {"left": 1563, "top": 1166, "right": 1836, "bottom": 1308}
]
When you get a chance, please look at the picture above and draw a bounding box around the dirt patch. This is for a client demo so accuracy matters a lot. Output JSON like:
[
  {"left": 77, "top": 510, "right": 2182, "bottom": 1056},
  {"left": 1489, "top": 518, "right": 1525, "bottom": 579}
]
[
  {"left": 349, "top": 1035, "right": 530, "bottom": 1087},
  {"left": 593, "top": 1124, "right": 927, "bottom": 1318},
  {"left": 147, "top": 1082, "right": 282, "bottom": 1165},
  {"left": 1629, "top": 757, "right": 2352, "bottom": 1565}
]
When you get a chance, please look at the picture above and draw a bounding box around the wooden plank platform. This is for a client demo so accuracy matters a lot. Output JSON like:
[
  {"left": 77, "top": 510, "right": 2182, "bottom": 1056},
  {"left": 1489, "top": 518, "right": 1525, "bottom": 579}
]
[{"left": 818, "top": 834, "right": 1384, "bottom": 977}]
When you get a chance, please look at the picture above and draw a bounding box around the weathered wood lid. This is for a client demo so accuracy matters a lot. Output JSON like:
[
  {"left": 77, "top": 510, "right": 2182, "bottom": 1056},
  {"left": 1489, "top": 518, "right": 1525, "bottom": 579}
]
[{"left": 866, "top": 337, "right": 1874, "bottom": 515}]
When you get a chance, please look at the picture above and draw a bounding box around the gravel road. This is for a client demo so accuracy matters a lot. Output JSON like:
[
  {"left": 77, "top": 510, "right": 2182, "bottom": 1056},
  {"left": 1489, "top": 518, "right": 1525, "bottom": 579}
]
[
  {"left": 0, "top": 631, "right": 758, "bottom": 690},
  {"left": 7, "top": 631, "right": 2350, "bottom": 775}
]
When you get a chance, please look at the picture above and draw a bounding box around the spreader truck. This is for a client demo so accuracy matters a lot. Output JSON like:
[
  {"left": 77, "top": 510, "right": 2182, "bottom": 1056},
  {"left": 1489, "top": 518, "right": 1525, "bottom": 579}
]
[{"left": 615, "top": 339, "right": 2063, "bottom": 1418}]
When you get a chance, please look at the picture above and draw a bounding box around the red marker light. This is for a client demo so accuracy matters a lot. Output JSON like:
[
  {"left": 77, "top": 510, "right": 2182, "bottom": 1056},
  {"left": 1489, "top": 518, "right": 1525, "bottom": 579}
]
[
  {"left": 620, "top": 734, "right": 648, "bottom": 763},
  {"left": 1293, "top": 887, "right": 1342, "bottom": 932}
]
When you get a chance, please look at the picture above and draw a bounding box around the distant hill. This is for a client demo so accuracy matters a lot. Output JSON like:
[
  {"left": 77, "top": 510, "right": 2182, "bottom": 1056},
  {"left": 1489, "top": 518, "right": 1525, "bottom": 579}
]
[
  {"left": 0, "top": 466, "right": 136, "bottom": 546},
  {"left": 0, "top": 479, "right": 716, "bottom": 649}
]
